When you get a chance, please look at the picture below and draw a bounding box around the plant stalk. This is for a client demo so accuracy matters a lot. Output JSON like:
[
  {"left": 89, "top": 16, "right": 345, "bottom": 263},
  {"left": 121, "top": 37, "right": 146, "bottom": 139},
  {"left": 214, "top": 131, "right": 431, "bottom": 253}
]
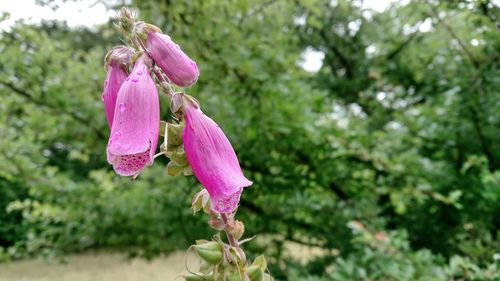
[{"left": 221, "top": 213, "right": 239, "bottom": 248}]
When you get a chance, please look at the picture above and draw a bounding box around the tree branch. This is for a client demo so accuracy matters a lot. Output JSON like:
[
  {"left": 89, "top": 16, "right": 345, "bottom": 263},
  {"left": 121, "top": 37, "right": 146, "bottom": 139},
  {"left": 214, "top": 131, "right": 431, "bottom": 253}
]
[
  {"left": 319, "top": 29, "right": 353, "bottom": 79},
  {"left": 386, "top": 32, "right": 420, "bottom": 60},
  {"left": 428, "top": 7, "right": 479, "bottom": 68},
  {"left": 1, "top": 81, "right": 107, "bottom": 140}
]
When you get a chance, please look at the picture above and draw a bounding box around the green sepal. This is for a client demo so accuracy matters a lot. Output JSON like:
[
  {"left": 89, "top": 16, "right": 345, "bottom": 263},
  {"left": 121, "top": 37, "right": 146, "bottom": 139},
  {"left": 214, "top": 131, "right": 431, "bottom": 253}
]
[
  {"left": 247, "top": 255, "right": 268, "bottom": 281},
  {"left": 252, "top": 255, "right": 267, "bottom": 269},
  {"left": 264, "top": 273, "right": 273, "bottom": 280},
  {"left": 166, "top": 149, "right": 188, "bottom": 165},
  {"left": 247, "top": 265, "right": 264, "bottom": 281},
  {"left": 167, "top": 122, "right": 184, "bottom": 148},
  {"left": 183, "top": 274, "right": 204, "bottom": 281},
  {"left": 183, "top": 273, "right": 214, "bottom": 281},
  {"left": 226, "top": 270, "right": 241, "bottom": 281},
  {"left": 191, "top": 189, "right": 211, "bottom": 215},
  {"left": 199, "top": 261, "right": 213, "bottom": 274},
  {"left": 194, "top": 241, "right": 223, "bottom": 265},
  {"left": 167, "top": 161, "right": 185, "bottom": 176},
  {"left": 183, "top": 165, "right": 193, "bottom": 176}
]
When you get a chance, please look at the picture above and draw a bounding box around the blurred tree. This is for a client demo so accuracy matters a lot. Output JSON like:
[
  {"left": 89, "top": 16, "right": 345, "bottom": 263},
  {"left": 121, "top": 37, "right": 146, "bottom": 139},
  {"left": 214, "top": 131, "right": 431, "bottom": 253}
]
[{"left": 0, "top": 0, "right": 498, "bottom": 279}]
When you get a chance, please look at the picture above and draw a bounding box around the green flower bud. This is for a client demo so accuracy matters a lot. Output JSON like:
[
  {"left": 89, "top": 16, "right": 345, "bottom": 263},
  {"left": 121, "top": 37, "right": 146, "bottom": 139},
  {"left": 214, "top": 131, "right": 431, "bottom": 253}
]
[
  {"left": 183, "top": 273, "right": 214, "bottom": 281},
  {"left": 226, "top": 269, "right": 241, "bottom": 281},
  {"left": 252, "top": 255, "right": 267, "bottom": 269},
  {"left": 167, "top": 161, "right": 184, "bottom": 176},
  {"left": 247, "top": 265, "right": 264, "bottom": 281},
  {"left": 167, "top": 123, "right": 183, "bottom": 148},
  {"left": 199, "top": 261, "right": 213, "bottom": 274},
  {"left": 194, "top": 241, "right": 223, "bottom": 265},
  {"left": 183, "top": 274, "right": 204, "bottom": 281},
  {"left": 118, "top": 7, "right": 135, "bottom": 36},
  {"left": 166, "top": 149, "right": 188, "bottom": 165},
  {"left": 182, "top": 165, "right": 194, "bottom": 176}
]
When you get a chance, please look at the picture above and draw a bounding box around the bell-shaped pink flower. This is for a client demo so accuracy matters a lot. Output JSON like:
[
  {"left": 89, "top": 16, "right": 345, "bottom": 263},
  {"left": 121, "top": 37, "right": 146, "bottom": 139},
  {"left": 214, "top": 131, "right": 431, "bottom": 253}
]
[
  {"left": 182, "top": 96, "right": 252, "bottom": 213},
  {"left": 102, "top": 62, "right": 128, "bottom": 128},
  {"left": 107, "top": 57, "right": 160, "bottom": 176},
  {"left": 102, "top": 46, "right": 134, "bottom": 128},
  {"left": 147, "top": 32, "right": 199, "bottom": 87}
]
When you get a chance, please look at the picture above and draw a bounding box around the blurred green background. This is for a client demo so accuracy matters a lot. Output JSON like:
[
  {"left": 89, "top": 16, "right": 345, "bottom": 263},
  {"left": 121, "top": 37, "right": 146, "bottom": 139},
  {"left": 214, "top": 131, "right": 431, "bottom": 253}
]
[{"left": 0, "top": 0, "right": 499, "bottom": 280}]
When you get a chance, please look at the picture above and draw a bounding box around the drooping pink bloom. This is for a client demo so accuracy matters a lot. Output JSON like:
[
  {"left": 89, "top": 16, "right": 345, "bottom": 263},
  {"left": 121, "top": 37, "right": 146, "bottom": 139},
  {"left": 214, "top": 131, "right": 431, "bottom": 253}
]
[
  {"left": 102, "top": 62, "right": 128, "bottom": 128},
  {"left": 147, "top": 32, "right": 199, "bottom": 87},
  {"left": 102, "top": 46, "right": 134, "bottom": 128},
  {"left": 106, "top": 57, "right": 160, "bottom": 176},
  {"left": 182, "top": 95, "right": 252, "bottom": 213}
]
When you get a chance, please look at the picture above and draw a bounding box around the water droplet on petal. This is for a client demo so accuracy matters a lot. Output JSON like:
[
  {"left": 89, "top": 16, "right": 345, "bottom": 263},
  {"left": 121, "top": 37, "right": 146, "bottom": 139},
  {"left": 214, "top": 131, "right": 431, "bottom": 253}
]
[
  {"left": 137, "top": 71, "right": 143, "bottom": 75},
  {"left": 119, "top": 103, "right": 126, "bottom": 112},
  {"left": 132, "top": 77, "right": 139, "bottom": 83},
  {"left": 113, "top": 132, "right": 121, "bottom": 138},
  {"left": 101, "top": 94, "right": 105, "bottom": 101}
]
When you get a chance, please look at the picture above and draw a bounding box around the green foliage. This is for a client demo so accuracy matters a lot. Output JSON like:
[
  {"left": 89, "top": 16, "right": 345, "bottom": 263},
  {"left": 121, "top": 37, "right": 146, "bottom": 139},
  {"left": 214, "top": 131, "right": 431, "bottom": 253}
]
[
  {"left": 0, "top": 0, "right": 499, "bottom": 279},
  {"left": 285, "top": 226, "right": 499, "bottom": 280}
]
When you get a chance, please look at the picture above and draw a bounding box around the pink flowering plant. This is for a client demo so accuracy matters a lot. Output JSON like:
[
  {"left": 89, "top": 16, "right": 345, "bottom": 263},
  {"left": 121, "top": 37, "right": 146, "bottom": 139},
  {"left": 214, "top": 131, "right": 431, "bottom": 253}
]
[{"left": 101, "top": 8, "right": 271, "bottom": 281}]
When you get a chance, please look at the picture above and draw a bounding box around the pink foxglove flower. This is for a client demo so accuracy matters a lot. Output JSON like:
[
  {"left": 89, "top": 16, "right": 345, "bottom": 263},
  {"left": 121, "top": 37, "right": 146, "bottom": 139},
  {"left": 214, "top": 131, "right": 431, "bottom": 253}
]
[
  {"left": 102, "top": 46, "right": 134, "bottom": 128},
  {"left": 107, "top": 56, "right": 160, "bottom": 176},
  {"left": 147, "top": 32, "right": 199, "bottom": 87},
  {"left": 182, "top": 96, "right": 252, "bottom": 213},
  {"left": 102, "top": 62, "right": 127, "bottom": 128}
]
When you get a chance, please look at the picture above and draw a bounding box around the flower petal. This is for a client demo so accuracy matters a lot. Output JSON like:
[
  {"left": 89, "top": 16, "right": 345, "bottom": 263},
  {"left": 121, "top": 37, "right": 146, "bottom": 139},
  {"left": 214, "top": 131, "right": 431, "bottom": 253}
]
[
  {"left": 183, "top": 98, "right": 252, "bottom": 213},
  {"left": 147, "top": 32, "right": 199, "bottom": 87},
  {"left": 106, "top": 57, "right": 160, "bottom": 176}
]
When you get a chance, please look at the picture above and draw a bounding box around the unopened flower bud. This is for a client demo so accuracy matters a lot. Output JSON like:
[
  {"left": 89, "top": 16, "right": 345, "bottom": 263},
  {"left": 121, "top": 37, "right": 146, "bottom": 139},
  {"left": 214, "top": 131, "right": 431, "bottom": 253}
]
[
  {"left": 183, "top": 273, "right": 214, "bottom": 281},
  {"left": 167, "top": 123, "right": 184, "bottom": 148},
  {"left": 247, "top": 255, "right": 267, "bottom": 281},
  {"left": 133, "top": 21, "right": 161, "bottom": 42},
  {"left": 208, "top": 218, "right": 225, "bottom": 231},
  {"left": 170, "top": 92, "right": 184, "bottom": 114},
  {"left": 193, "top": 241, "right": 223, "bottom": 265},
  {"left": 120, "top": 7, "right": 134, "bottom": 22},
  {"left": 227, "top": 220, "right": 245, "bottom": 240},
  {"left": 226, "top": 270, "right": 241, "bottom": 281},
  {"left": 229, "top": 246, "right": 247, "bottom": 267},
  {"left": 147, "top": 32, "right": 199, "bottom": 87},
  {"left": 167, "top": 161, "right": 184, "bottom": 176},
  {"left": 104, "top": 45, "right": 134, "bottom": 68},
  {"left": 252, "top": 255, "right": 268, "bottom": 270},
  {"left": 166, "top": 149, "right": 188, "bottom": 165},
  {"left": 118, "top": 7, "right": 135, "bottom": 36},
  {"left": 247, "top": 265, "right": 264, "bottom": 281}
]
